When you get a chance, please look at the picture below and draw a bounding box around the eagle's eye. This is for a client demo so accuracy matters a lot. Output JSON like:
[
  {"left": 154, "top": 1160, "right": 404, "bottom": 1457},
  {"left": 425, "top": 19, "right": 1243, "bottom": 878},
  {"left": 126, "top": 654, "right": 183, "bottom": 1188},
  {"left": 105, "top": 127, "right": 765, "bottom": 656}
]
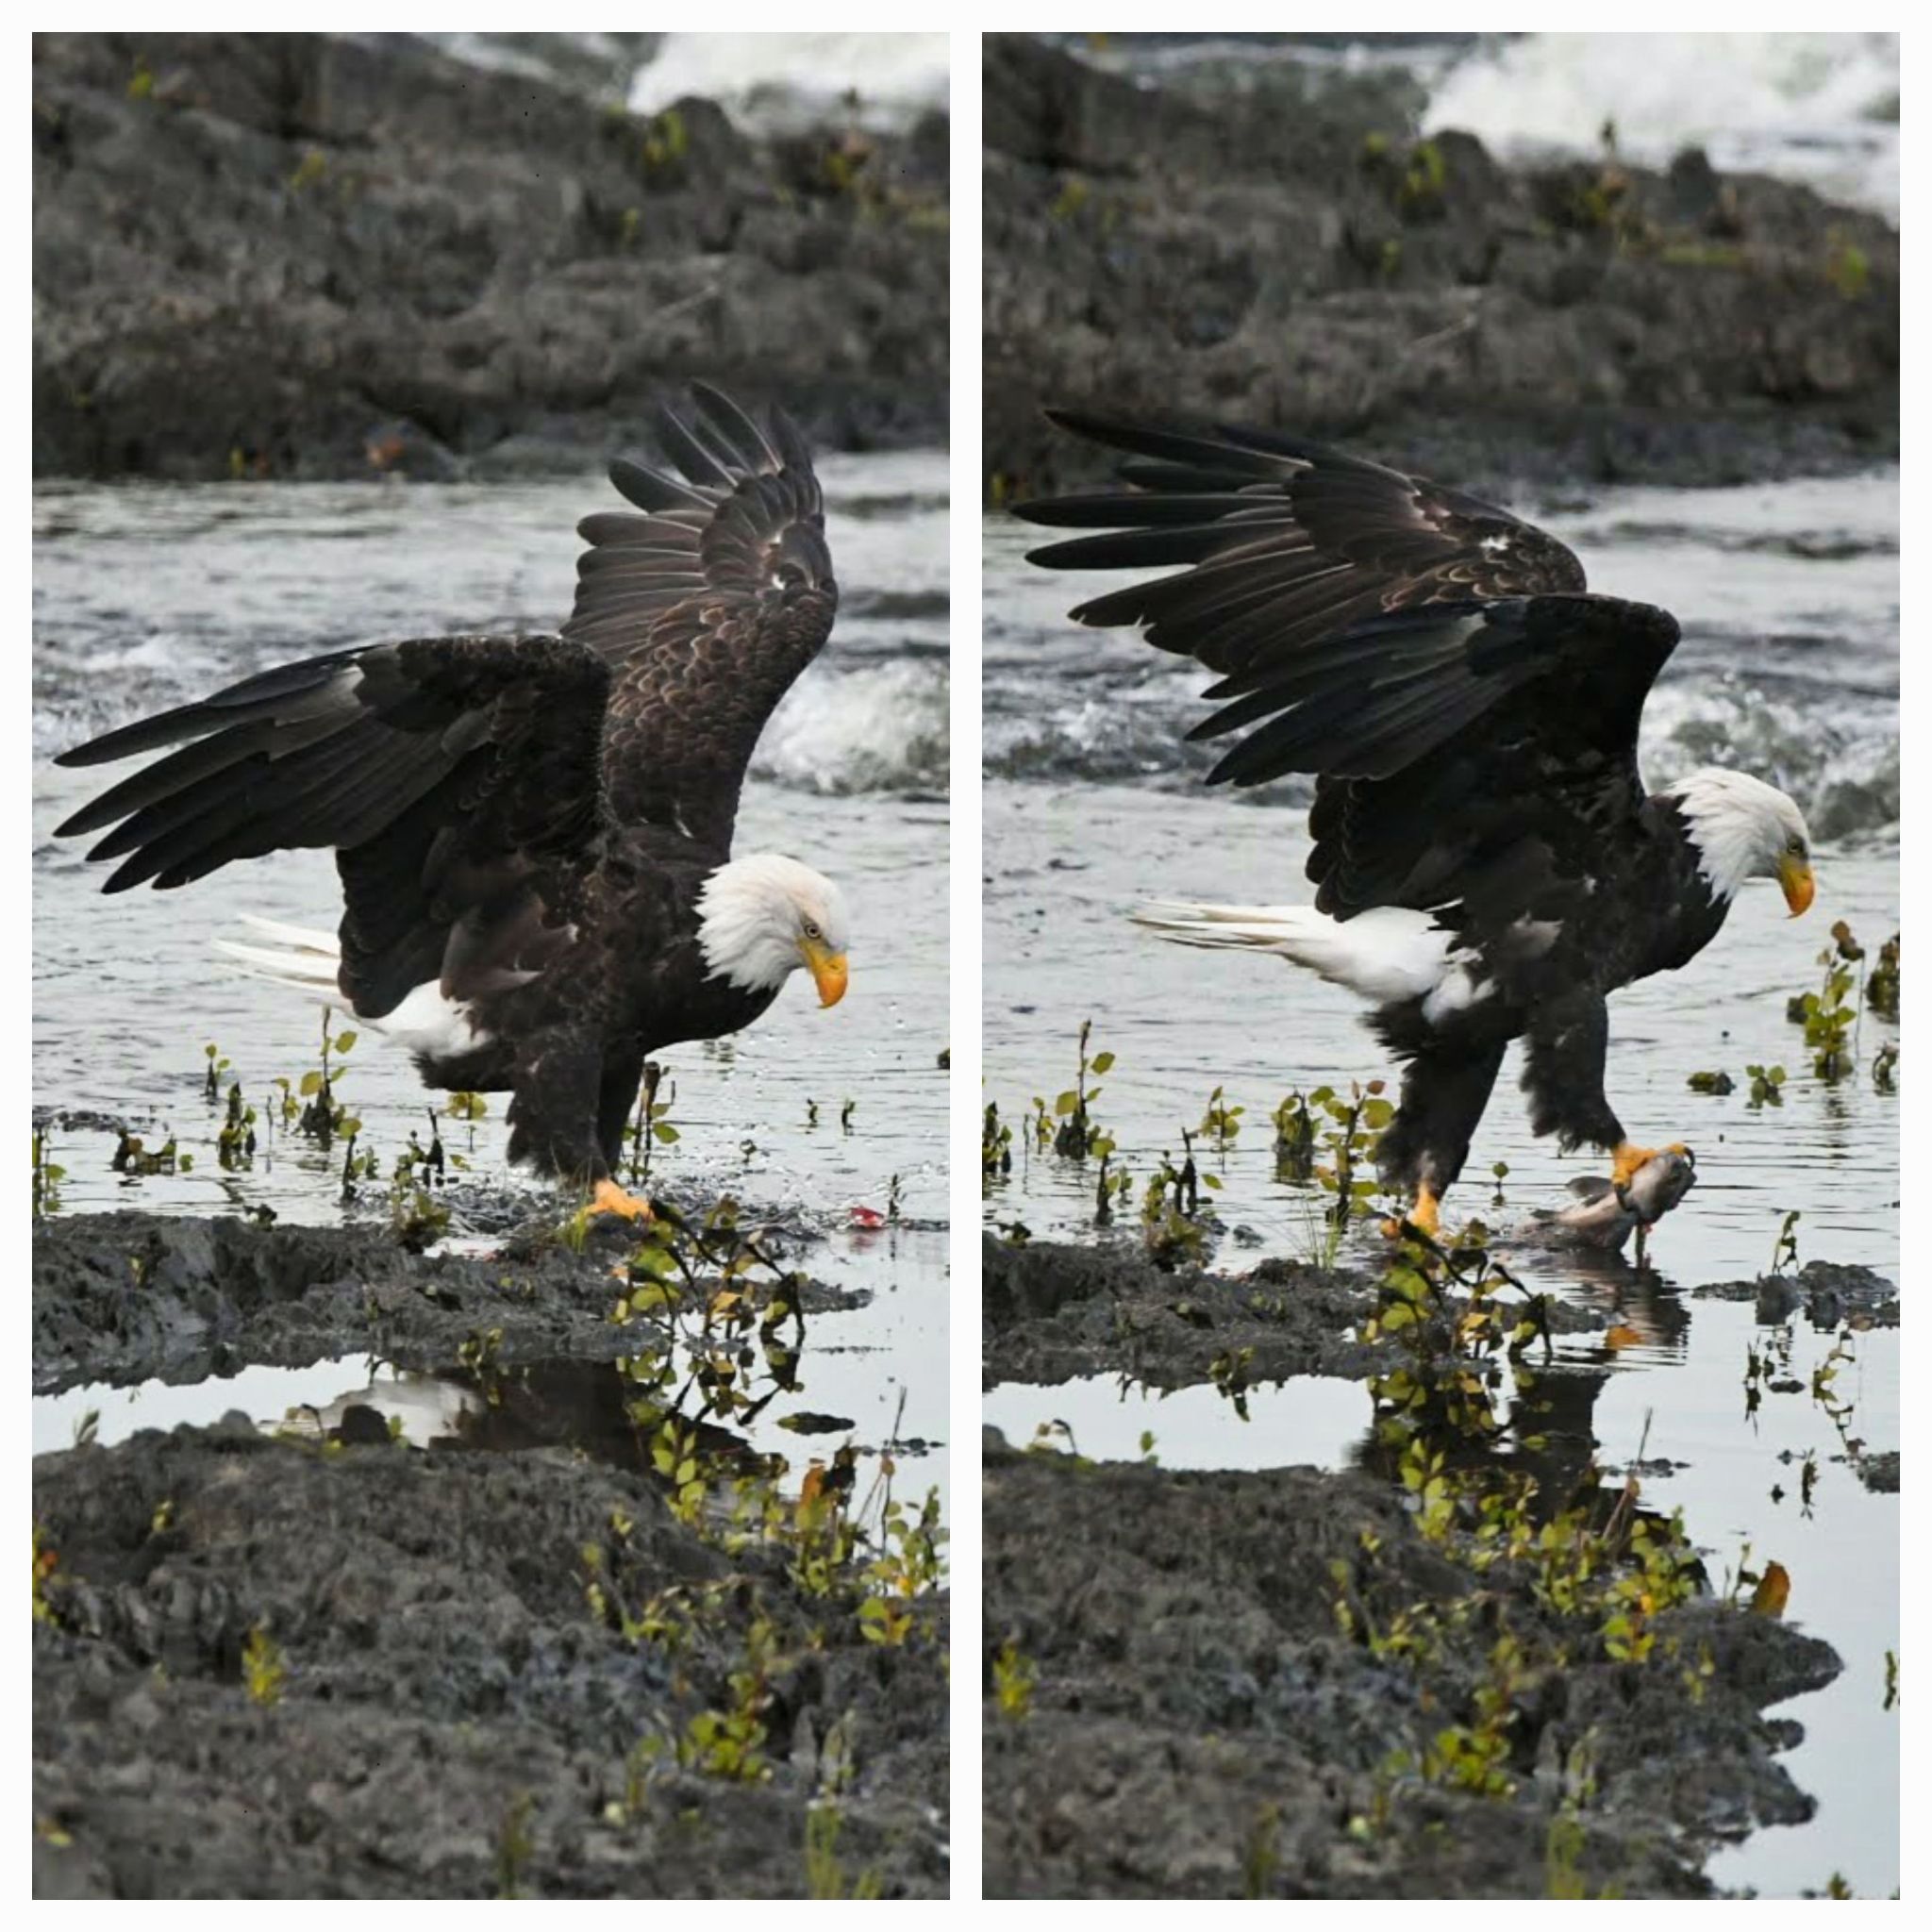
[
  {"left": 1786, "top": 835, "right": 1807, "bottom": 857},
  {"left": 802, "top": 919, "right": 822, "bottom": 941}
]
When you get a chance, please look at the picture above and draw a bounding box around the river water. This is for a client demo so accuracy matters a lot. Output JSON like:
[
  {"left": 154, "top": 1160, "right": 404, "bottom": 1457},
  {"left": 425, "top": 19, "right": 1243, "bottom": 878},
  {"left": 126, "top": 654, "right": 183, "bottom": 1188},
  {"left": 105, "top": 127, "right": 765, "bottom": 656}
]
[
  {"left": 31, "top": 451, "right": 951, "bottom": 1522},
  {"left": 982, "top": 467, "right": 1899, "bottom": 1898}
]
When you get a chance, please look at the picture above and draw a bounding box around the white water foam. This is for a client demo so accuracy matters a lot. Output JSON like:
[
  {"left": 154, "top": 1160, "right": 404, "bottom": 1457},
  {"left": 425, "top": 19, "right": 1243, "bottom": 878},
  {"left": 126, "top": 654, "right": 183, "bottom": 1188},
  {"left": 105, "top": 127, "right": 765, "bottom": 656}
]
[
  {"left": 629, "top": 33, "right": 949, "bottom": 135},
  {"left": 755, "top": 659, "right": 947, "bottom": 796},
  {"left": 1426, "top": 32, "right": 1899, "bottom": 217}
]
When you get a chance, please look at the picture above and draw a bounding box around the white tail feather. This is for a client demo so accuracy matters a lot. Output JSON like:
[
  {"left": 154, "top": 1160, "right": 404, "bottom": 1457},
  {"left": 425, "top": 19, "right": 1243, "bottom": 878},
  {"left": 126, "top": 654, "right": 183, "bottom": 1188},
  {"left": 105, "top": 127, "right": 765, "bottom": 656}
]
[
  {"left": 1133, "top": 901, "right": 1455, "bottom": 1005},
  {"left": 216, "top": 914, "right": 491, "bottom": 1057},
  {"left": 237, "top": 913, "right": 341, "bottom": 957}
]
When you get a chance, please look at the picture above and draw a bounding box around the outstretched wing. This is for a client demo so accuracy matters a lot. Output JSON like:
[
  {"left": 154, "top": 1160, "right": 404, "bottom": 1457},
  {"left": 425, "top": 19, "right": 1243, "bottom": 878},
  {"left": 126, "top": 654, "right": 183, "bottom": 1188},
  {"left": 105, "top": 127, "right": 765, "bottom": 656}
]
[
  {"left": 565, "top": 383, "right": 838, "bottom": 853},
  {"left": 54, "top": 635, "right": 610, "bottom": 1018},
  {"left": 1016, "top": 412, "right": 1680, "bottom": 921}
]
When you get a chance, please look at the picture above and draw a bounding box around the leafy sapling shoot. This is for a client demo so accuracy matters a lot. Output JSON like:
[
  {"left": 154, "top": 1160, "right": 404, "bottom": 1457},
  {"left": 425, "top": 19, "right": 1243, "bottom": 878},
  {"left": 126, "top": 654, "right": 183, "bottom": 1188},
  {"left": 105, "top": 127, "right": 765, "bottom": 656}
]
[{"left": 625, "top": 1061, "right": 677, "bottom": 1189}]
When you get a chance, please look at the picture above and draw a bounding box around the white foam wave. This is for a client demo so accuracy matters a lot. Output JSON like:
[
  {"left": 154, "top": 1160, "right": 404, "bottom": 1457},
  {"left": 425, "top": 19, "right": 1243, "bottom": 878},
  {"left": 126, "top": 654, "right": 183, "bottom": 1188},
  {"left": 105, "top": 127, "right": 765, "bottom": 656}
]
[
  {"left": 1426, "top": 32, "right": 1898, "bottom": 216},
  {"left": 754, "top": 658, "right": 947, "bottom": 796},
  {"left": 630, "top": 32, "right": 949, "bottom": 135}
]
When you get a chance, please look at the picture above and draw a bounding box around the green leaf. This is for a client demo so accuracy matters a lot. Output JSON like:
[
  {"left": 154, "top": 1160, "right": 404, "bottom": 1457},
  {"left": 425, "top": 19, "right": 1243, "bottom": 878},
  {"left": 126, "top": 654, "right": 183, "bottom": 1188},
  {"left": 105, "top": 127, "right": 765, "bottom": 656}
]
[
  {"left": 1055, "top": 1091, "right": 1079, "bottom": 1117},
  {"left": 1090, "top": 1052, "right": 1116, "bottom": 1074},
  {"left": 652, "top": 1122, "right": 680, "bottom": 1143},
  {"left": 333, "top": 1031, "right": 358, "bottom": 1054},
  {"left": 298, "top": 1071, "right": 323, "bottom": 1097}
]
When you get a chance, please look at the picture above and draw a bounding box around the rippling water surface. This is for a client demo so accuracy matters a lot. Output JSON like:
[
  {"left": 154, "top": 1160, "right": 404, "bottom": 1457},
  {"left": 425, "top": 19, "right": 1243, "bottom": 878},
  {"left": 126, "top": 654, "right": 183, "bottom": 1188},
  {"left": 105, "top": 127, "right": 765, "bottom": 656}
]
[{"left": 983, "top": 472, "right": 1898, "bottom": 1898}]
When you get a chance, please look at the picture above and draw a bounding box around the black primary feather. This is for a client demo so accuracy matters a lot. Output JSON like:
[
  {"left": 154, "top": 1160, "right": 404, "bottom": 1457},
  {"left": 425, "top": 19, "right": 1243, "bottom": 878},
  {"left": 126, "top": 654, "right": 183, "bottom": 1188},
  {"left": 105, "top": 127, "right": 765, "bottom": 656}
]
[{"left": 1013, "top": 412, "right": 1677, "bottom": 920}]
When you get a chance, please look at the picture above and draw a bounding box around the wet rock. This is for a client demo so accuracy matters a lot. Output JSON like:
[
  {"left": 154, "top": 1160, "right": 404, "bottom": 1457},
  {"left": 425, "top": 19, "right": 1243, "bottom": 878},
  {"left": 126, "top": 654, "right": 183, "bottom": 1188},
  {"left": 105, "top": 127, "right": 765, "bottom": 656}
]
[
  {"left": 33, "top": 1210, "right": 865, "bottom": 1396},
  {"left": 983, "top": 1232, "right": 1604, "bottom": 1390},
  {"left": 1858, "top": 1450, "right": 1899, "bottom": 1494},
  {"left": 35, "top": 1420, "right": 946, "bottom": 1897},
  {"left": 983, "top": 1438, "right": 1840, "bottom": 1898},
  {"left": 33, "top": 32, "right": 948, "bottom": 479},
  {"left": 983, "top": 35, "right": 1897, "bottom": 499},
  {"left": 1692, "top": 1258, "right": 1898, "bottom": 1329},
  {"left": 983, "top": 1232, "right": 1383, "bottom": 1388}
]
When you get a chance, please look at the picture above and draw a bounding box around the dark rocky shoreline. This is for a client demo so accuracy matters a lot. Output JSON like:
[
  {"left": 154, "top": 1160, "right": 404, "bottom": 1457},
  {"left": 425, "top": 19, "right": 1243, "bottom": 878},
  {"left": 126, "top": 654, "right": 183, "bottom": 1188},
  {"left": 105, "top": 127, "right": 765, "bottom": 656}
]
[
  {"left": 982, "top": 1234, "right": 1888, "bottom": 1897},
  {"left": 33, "top": 1212, "right": 948, "bottom": 1899},
  {"left": 983, "top": 1430, "right": 1838, "bottom": 1899},
  {"left": 983, "top": 35, "right": 1898, "bottom": 500},
  {"left": 33, "top": 33, "right": 949, "bottom": 480}
]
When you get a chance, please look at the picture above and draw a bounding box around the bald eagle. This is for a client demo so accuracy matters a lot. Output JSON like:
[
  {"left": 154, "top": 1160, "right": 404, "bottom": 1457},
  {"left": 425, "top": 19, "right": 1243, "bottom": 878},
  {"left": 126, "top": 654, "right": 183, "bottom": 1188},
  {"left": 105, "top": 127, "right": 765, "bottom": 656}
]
[
  {"left": 53, "top": 385, "right": 850, "bottom": 1219},
  {"left": 1016, "top": 411, "right": 1818, "bottom": 1237}
]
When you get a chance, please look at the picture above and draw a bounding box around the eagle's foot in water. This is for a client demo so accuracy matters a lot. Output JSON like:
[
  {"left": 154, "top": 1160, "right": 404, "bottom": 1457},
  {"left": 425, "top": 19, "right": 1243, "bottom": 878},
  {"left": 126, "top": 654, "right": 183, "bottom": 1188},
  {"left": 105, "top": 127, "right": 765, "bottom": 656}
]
[
  {"left": 1610, "top": 1141, "right": 1691, "bottom": 1193},
  {"left": 588, "top": 1177, "right": 654, "bottom": 1223},
  {"left": 1380, "top": 1184, "right": 1441, "bottom": 1241}
]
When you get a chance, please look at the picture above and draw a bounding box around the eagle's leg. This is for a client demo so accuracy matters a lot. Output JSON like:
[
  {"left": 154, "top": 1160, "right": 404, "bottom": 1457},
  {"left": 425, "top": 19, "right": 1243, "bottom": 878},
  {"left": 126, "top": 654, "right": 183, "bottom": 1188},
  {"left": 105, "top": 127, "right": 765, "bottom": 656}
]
[
  {"left": 505, "top": 1034, "right": 652, "bottom": 1220},
  {"left": 589, "top": 1051, "right": 653, "bottom": 1220},
  {"left": 1520, "top": 995, "right": 1686, "bottom": 1191},
  {"left": 1375, "top": 1037, "right": 1507, "bottom": 1239}
]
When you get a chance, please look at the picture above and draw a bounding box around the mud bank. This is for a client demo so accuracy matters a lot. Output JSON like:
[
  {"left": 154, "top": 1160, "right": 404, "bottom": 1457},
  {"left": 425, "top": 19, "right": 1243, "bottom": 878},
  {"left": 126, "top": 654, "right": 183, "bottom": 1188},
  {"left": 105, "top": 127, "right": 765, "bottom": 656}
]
[
  {"left": 983, "top": 35, "right": 1897, "bottom": 498},
  {"left": 982, "top": 1232, "right": 1603, "bottom": 1390},
  {"left": 34, "top": 1211, "right": 864, "bottom": 1398},
  {"left": 36, "top": 1418, "right": 947, "bottom": 1898},
  {"left": 982, "top": 1433, "right": 1840, "bottom": 1898},
  {"left": 34, "top": 33, "right": 948, "bottom": 479}
]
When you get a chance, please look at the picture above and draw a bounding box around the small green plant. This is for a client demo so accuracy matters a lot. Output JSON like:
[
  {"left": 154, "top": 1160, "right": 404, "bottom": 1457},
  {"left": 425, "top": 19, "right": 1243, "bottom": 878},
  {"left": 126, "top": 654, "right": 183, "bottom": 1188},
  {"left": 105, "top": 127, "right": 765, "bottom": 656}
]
[
  {"left": 981, "top": 1101, "right": 1013, "bottom": 1183},
  {"left": 1824, "top": 231, "right": 1871, "bottom": 300},
  {"left": 1273, "top": 1090, "right": 1318, "bottom": 1178},
  {"left": 1049, "top": 174, "right": 1090, "bottom": 221},
  {"left": 1051, "top": 1019, "right": 1114, "bottom": 1158},
  {"left": 287, "top": 147, "right": 328, "bottom": 193},
  {"left": 32, "top": 1524, "right": 59, "bottom": 1624},
  {"left": 1790, "top": 922, "right": 1865, "bottom": 1079},
  {"left": 625, "top": 1061, "right": 677, "bottom": 1188},
  {"left": 1745, "top": 1062, "right": 1787, "bottom": 1108},
  {"left": 1867, "top": 933, "right": 1899, "bottom": 1019},
  {"left": 1308, "top": 1081, "right": 1393, "bottom": 1232},
  {"left": 804, "top": 1803, "right": 884, "bottom": 1900},
  {"left": 992, "top": 1640, "right": 1037, "bottom": 1720},
  {"left": 242, "top": 1624, "right": 285, "bottom": 1707},
  {"left": 32, "top": 1128, "right": 65, "bottom": 1218},
  {"left": 1199, "top": 1084, "right": 1244, "bottom": 1151},
  {"left": 1771, "top": 1208, "right": 1802, "bottom": 1275},
  {"left": 1242, "top": 1802, "right": 1282, "bottom": 1897},
  {"left": 493, "top": 1790, "right": 534, "bottom": 1899},
  {"left": 1141, "top": 1130, "right": 1208, "bottom": 1264},
  {"left": 216, "top": 1082, "right": 258, "bottom": 1170},
  {"left": 1396, "top": 138, "right": 1449, "bottom": 217},
  {"left": 295, "top": 1008, "right": 360, "bottom": 1145}
]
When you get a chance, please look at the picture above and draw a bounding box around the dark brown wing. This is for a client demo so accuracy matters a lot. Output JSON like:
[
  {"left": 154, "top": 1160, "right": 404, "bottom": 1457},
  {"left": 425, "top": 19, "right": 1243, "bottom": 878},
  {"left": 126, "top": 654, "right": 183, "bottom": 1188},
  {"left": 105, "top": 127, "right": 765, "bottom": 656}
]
[
  {"left": 1015, "top": 410, "right": 1586, "bottom": 681},
  {"left": 1017, "top": 411, "right": 1680, "bottom": 921},
  {"left": 54, "top": 635, "right": 610, "bottom": 1017},
  {"left": 564, "top": 383, "right": 838, "bottom": 853}
]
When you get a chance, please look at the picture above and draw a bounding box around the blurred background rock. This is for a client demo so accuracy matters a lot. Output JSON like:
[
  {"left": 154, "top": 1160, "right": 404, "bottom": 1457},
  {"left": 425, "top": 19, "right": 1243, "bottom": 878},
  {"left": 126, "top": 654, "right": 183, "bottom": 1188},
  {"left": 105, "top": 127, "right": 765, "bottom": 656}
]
[{"left": 32, "top": 32, "right": 950, "bottom": 478}]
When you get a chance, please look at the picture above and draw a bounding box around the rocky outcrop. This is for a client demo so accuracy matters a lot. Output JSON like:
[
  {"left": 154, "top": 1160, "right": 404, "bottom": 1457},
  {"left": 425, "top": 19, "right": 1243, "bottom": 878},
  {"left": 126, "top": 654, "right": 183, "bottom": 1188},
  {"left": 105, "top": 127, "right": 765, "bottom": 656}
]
[
  {"left": 33, "top": 33, "right": 949, "bottom": 478},
  {"left": 983, "top": 35, "right": 1897, "bottom": 497}
]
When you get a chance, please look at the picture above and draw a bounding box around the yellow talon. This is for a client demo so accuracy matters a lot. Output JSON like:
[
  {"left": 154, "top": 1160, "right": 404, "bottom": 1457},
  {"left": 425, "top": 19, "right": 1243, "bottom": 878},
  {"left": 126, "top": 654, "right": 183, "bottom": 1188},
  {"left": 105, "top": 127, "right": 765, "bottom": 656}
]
[
  {"left": 589, "top": 1177, "right": 654, "bottom": 1222},
  {"left": 1381, "top": 1184, "right": 1441, "bottom": 1241},
  {"left": 1610, "top": 1141, "right": 1690, "bottom": 1191}
]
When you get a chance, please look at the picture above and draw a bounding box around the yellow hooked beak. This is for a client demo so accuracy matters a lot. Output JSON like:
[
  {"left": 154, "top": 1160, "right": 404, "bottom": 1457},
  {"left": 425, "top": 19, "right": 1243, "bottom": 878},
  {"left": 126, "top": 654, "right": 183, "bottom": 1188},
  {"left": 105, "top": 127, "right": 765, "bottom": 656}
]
[
  {"left": 1778, "top": 849, "right": 1817, "bottom": 918},
  {"left": 799, "top": 935, "right": 848, "bottom": 1008}
]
